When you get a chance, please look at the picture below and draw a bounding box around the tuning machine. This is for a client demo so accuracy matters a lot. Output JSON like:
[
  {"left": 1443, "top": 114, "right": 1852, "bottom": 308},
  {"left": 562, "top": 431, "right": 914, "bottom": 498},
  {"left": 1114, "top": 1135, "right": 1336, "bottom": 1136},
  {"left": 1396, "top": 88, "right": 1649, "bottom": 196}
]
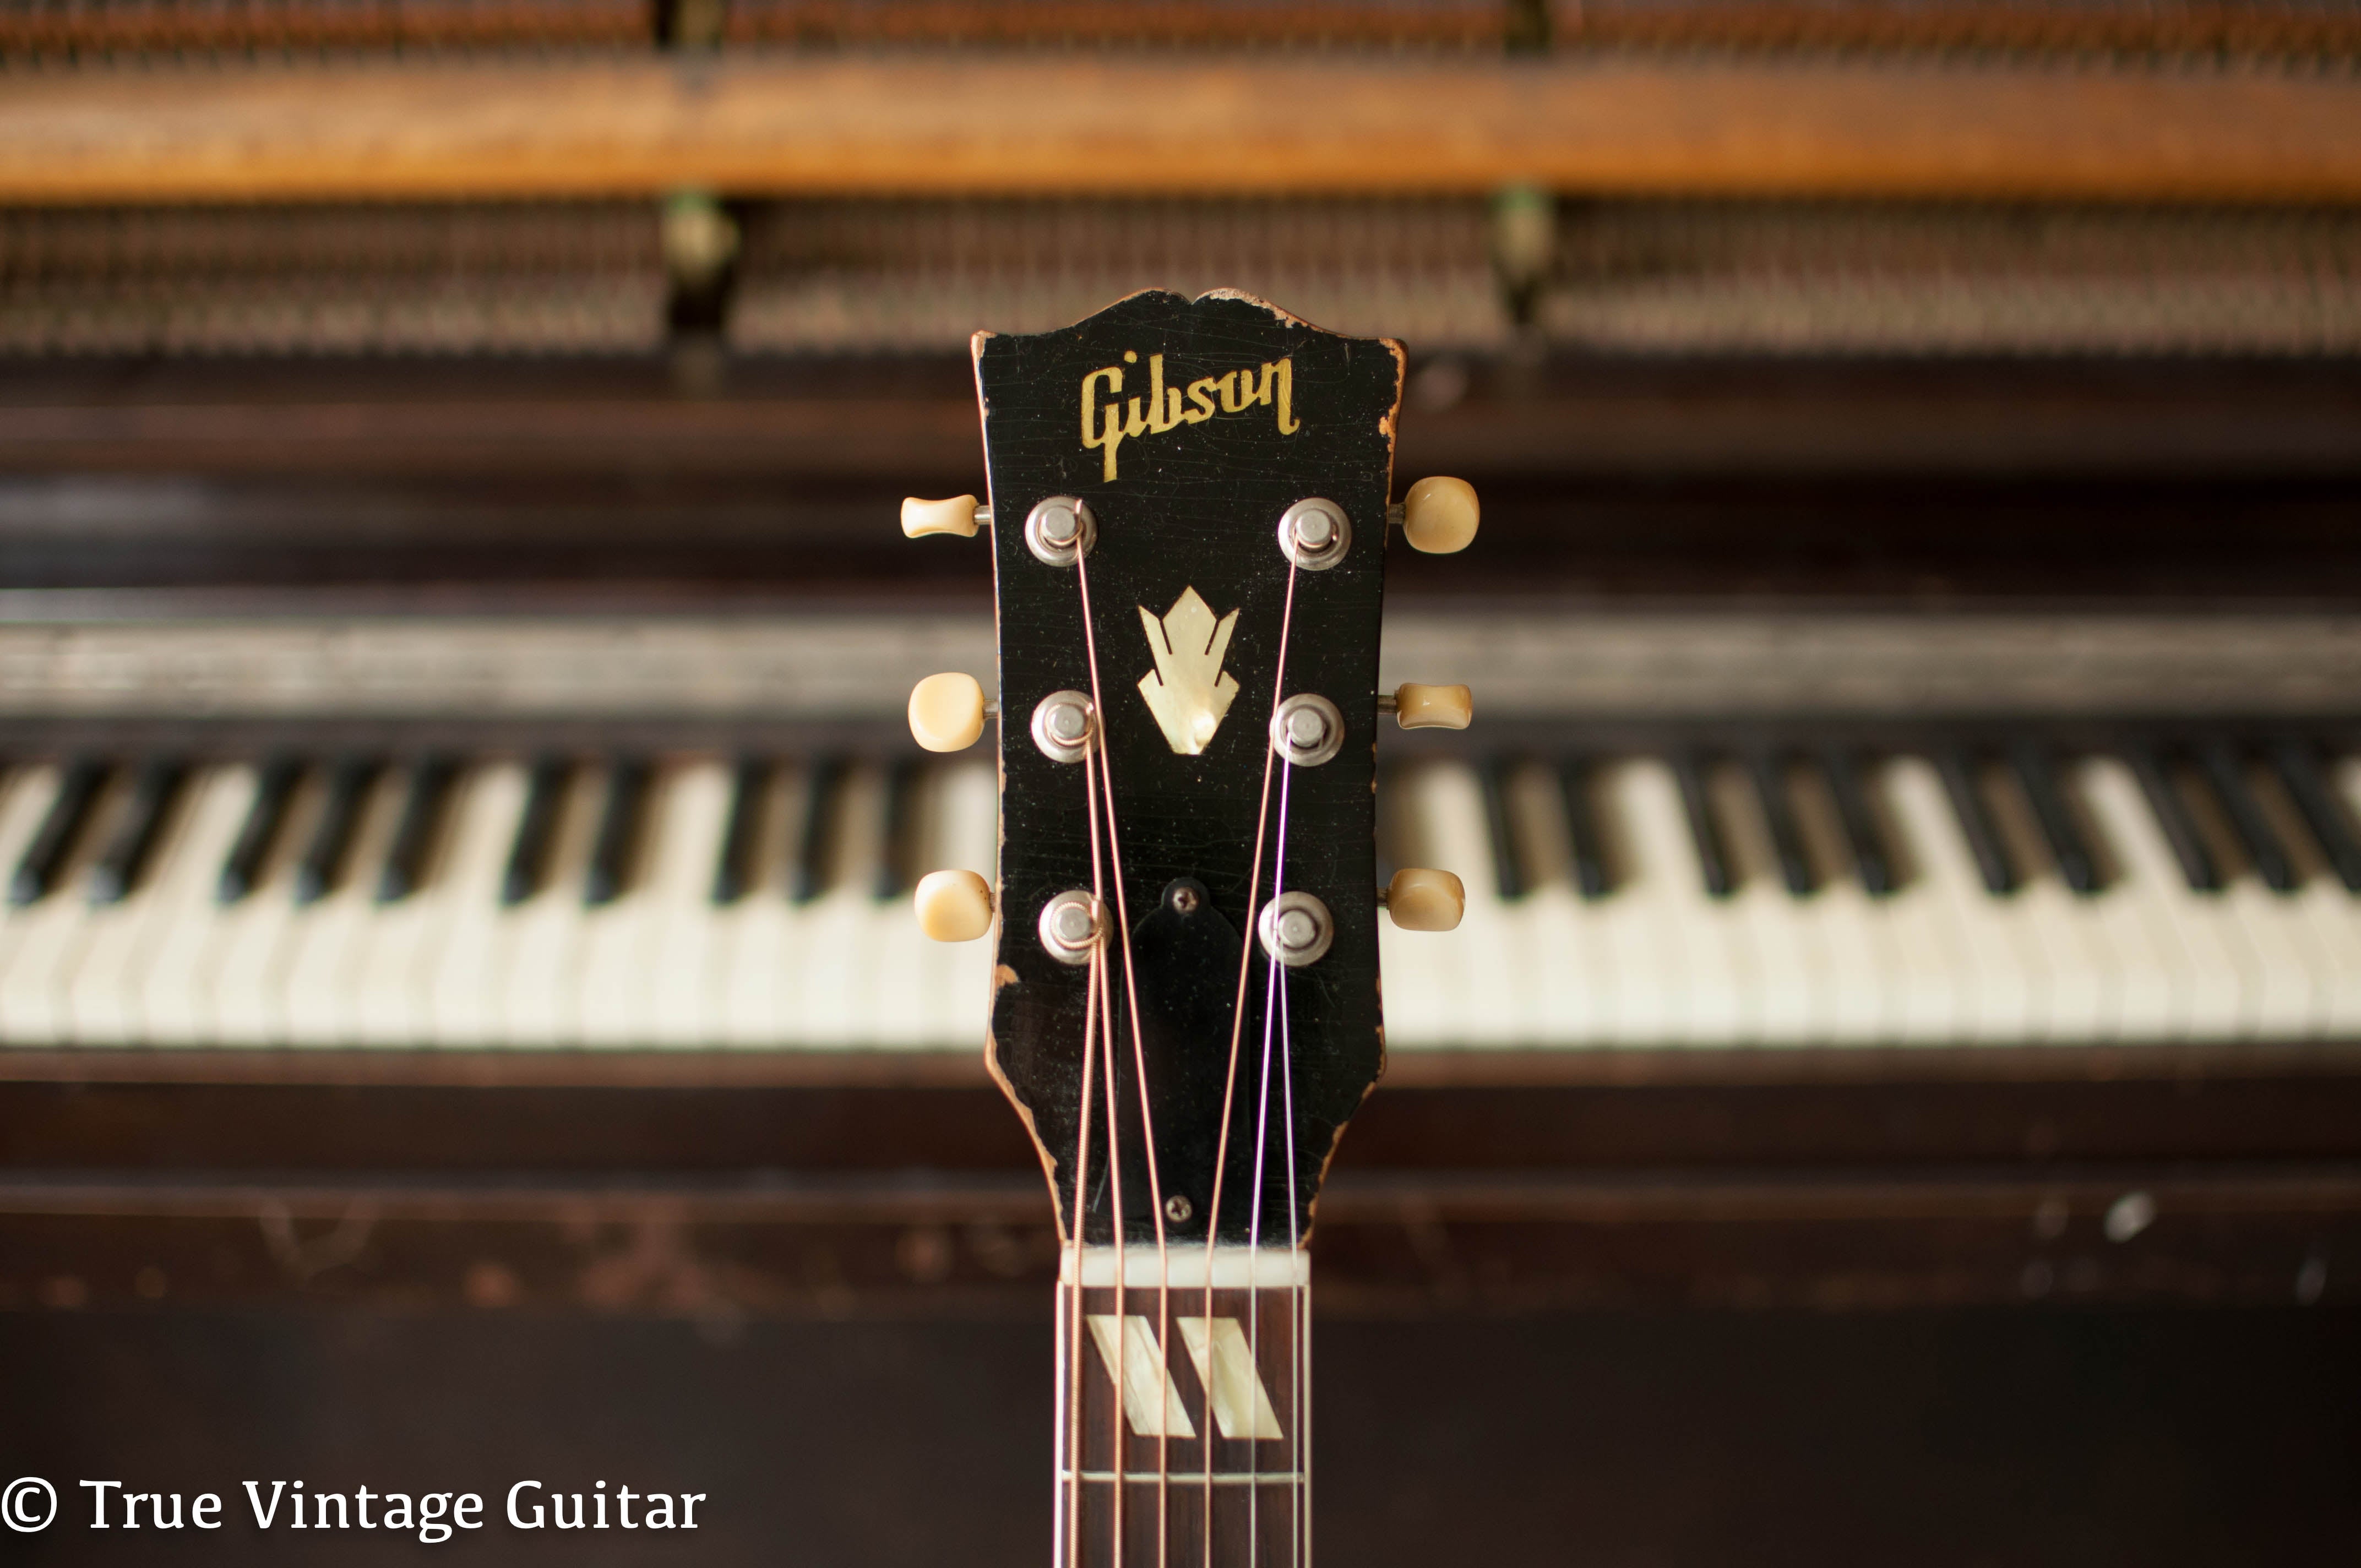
[
  {"left": 1387, "top": 476, "right": 1479, "bottom": 554},
  {"left": 1038, "top": 890, "right": 1110, "bottom": 965},
  {"left": 914, "top": 870, "right": 995, "bottom": 943},
  {"left": 901, "top": 495, "right": 991, "bottom": 538},
  {"left": 908, "top": 672, "right": 997, "bottom": 752},
  {"left": 1378, "top": 682, "right": 1473, "bottom": 731},
  {"left": 1380, "top": 868, "right": 1466, "bottom": 932}
]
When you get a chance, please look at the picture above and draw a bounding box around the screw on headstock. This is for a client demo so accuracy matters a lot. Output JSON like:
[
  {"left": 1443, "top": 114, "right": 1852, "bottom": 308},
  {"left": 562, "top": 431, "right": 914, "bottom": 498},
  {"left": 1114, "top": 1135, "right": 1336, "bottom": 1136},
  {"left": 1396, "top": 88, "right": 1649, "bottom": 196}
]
[
  {"left": 1024, "top": 496, "right": 1096, "bottom": 566},
  {"left": 1164, "top": 1195, "right": 1194, "bottom": 1224},
  {"left": 1277, "top": 498, "right": 1351, "bottom": 570}
]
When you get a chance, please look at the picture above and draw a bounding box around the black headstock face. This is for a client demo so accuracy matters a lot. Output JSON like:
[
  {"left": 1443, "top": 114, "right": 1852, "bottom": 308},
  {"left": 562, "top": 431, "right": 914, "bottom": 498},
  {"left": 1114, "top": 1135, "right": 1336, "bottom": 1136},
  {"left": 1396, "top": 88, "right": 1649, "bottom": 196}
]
[{"left": 975, "top": 290, "right": 1403, "bottom": 1251}]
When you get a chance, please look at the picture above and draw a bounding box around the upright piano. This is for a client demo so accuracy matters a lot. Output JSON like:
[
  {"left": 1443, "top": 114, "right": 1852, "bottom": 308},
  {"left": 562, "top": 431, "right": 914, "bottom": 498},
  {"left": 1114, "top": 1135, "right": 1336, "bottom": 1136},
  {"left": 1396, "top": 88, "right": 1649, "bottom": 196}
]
[{"left": 3, "top": 1, "right": 2360, "bottom": 1325}]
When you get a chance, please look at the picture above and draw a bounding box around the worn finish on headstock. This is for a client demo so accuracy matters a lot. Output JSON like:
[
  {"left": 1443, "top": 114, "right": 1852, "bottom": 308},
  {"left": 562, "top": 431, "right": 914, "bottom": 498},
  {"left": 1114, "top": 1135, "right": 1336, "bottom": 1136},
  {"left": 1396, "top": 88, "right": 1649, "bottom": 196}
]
[{"left": 975, "top": 290, "right": 1403, "bottom": 1251}]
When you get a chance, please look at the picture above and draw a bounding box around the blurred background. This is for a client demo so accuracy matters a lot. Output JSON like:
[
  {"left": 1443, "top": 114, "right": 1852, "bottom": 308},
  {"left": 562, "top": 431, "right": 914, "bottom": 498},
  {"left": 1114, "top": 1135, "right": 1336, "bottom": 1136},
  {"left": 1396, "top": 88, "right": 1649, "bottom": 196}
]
[{"left": 2, "top": 4, "right": 2360, "bottom": 1563}]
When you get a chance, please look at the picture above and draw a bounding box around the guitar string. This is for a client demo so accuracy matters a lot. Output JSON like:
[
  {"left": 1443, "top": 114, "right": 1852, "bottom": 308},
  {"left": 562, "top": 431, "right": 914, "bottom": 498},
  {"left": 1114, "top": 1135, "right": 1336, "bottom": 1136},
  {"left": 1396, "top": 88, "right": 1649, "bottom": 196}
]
[
  {"left": 1065, "top": 937, "right": 1105, "bottom": 1568},
  {"left": 1200, "top": 554, "right": 1301, "bottom": 1568},
  {"left": 1248, "top": 750, "right": 1299, "bottom": 1568},
  {"left": 1272, "top": 819, "right": 1305, "bottom": 1568},
  {"left": 1072, "top": 546, "right": 1177, "bottom": 1568},
  {"left": 1078, "top": 732, "right": 1125, "bottom": 1568},
  {"left": 1097, "top": 946, "right": 1128, "bottom": 1568}
]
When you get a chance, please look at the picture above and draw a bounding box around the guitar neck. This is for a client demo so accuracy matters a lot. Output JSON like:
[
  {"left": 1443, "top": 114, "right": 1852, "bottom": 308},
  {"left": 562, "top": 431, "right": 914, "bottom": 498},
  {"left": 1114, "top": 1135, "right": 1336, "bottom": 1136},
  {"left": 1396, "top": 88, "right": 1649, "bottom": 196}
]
[{"left": 1055, "top": 1245, "right": 1312, "bottom": 1568}]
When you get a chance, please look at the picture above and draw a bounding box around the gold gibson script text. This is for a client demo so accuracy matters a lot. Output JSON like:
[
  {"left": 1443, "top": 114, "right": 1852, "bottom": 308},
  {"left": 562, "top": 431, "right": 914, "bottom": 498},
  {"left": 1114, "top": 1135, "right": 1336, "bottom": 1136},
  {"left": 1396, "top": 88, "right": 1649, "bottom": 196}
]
[{"left": 1081, "top": 351, "right": 1299, "bottom": 482}]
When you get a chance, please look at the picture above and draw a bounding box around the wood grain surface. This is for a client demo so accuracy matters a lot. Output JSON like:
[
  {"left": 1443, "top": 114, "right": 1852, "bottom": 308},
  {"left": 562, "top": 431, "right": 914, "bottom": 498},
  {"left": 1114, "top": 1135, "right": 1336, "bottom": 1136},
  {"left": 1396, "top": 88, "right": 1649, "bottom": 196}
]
[{"left": 6, "top": 55, "right": 2361, "bottom": 203}]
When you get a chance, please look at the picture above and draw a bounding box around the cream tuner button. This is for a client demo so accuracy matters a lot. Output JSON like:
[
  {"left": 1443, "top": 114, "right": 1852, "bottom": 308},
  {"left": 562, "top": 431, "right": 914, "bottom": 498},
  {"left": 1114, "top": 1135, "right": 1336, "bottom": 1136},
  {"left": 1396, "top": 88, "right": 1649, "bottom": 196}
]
[
  {"left": 1385, "top": 682, "right": 1473, "bottom": 731},
  {"left": 901, "top": 495, "right": 989, "bottom": 538},
  {"left": 1381, "top": 868, "right": 1465, "bottom": 932},
  {"left": 1396, "top": 476, "right": 1478, "bottom": 554},
  {"left": 909, "top": 672, "right": 989, "bottom": 752},
  {"left": 915, "top": 870, "right": 994, "bottom": 942}
]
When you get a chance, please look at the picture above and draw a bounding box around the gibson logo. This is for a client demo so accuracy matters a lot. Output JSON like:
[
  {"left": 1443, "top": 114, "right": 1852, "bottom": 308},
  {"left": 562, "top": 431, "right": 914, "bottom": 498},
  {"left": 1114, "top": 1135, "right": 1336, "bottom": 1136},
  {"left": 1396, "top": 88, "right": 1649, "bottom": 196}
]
[{"left": 1082, "top": 351, "right": 1299, "bottom": 482}]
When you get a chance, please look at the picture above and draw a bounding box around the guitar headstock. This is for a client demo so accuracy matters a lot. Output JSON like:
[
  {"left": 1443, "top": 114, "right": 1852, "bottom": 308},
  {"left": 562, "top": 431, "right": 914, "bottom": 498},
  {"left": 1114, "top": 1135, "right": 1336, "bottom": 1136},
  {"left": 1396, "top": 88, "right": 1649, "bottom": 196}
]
[{"left": 904, "top": 289, "right": 1475, "bottom": 1255}]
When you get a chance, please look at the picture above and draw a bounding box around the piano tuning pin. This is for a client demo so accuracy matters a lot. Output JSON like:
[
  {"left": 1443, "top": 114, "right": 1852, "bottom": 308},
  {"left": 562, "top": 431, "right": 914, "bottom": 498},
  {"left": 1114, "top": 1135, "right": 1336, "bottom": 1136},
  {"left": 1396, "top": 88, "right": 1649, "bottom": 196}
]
[
  {"left": 1381, "top": 868, "right": 1465, "bottom": 932},
  {"left": 1381, "top": 682, "right": 1473, "bottom": 731},
  {"left": 1392, "top": 476, "right": 1479, "bottom": 554},
  {"left": 914, "top": 870, "right": 994, "bottom": 943},
  {"left": 909, "top": 672, "right": 991, "bottom": 752},
  {"left": 901, "top": 494, "right": 991, "bottom": 538}
]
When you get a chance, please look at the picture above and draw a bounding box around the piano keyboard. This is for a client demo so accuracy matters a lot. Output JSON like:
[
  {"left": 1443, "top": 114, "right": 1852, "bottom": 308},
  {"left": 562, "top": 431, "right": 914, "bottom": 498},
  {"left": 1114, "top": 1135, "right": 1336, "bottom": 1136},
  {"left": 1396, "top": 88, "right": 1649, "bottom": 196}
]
[
  {"left": 0, "top": 739, "right": 2356, "bottom": 1051},
  {"left": 1382, "top": 743, "right": 2361, "bottom": 1049},
  {"left": 0, "top": 754, "right": 997, "bottom": 1050}
]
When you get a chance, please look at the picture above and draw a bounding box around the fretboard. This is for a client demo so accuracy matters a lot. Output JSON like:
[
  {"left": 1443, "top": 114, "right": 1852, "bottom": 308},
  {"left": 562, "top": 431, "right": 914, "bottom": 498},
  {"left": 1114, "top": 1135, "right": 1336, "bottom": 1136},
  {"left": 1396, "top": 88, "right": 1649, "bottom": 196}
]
[{"left": 1054, "top": 1245, "right": 1310, "bottom": 1568}]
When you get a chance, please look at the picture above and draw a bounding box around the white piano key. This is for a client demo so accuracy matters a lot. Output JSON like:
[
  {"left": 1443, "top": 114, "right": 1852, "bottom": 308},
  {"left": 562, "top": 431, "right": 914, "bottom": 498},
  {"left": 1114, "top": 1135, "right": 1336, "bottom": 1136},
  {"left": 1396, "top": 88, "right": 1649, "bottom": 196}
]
[
  {"left": 717, "top": 763, "right": 804, "bottom": 1047},
  {"left": 789, "top": 763, "right": 888, "bottom": 1045},
  {"left": 68, "top": 765, "right": 241, "bottom": 1045},
  {"left": 643, "top": 760, "right": 736, "bottom": 1047},
  {"left": 1619, "top": 759, "right": 1755, "bottom": 1044},
  {"left": 1407, "top": 759, "right": 1531, "bottom": 1046},
  {"left": 2208, "top": 757, "right": 2344, "bottom": 1036},
  {"left": 2086, "top": 755, "right": 2273, "bottom": 1038},
  {"left": 869, "top": 769, "right": 952, "bottom": 1050},
  {"left": 426, "top": 763, "right": 531, "bottom": 1047},
  {"left": 1982, "top": 759, "right": 2117, "bottom": 1042},
  {"left": 578, "top": 764, "right": 678, "bottom": 1047},
  {"left": 920, "top": 759, "right": 1000, "bottom": 1047},
  {"left": 351, "top": 764, "right": 483, "bottom": 1047},
  {"left": 2065, "top": 758, "right": 2212, "bottom": 1041},
  {"left": 1783, "top": 762, "right": 1896, "bottom": 1044},
  {"left": 1859, "top": 759, "right": 1986, "bottom": 1042},
  {"left": 1505, "top": 759, "right": 1617, "bottom": 1046},
  {"left": 204, "top": 770, "right": 329, "bottom": 1044},
  {"left": 501, "top": 765, "right": 603, "bottom": 1047},
  {"left": 281, "top": 769, "right": 407, "bottom": 1044},
  {"left": 138, "top": 767, "right": 262, "bottom": 1044},
  {"left": 1710, "top": 761, "right": 1827, "bottom": 1044},
  {"left": 0, "top": 770, "right": 128, "bottom": 1042},
  {"left": 0, "top": 767, "right": 68, "bottom": 1033},
  {"left": 1882, "top": 758, "right": 2039, "bottom": 1044}
]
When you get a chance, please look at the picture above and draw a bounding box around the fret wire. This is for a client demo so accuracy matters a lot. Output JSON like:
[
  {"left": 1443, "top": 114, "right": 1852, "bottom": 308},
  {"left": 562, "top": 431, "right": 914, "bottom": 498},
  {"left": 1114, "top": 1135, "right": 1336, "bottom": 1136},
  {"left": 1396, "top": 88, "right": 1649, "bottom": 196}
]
[{"left": 1064, "top": 1472, "right": 1308, "bottom": 1487}]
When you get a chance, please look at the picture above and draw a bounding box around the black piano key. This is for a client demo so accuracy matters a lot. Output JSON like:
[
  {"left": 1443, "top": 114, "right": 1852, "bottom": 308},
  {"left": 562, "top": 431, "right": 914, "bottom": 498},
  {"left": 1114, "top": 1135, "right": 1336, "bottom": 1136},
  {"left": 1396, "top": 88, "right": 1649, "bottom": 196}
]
[
  {"left": 1747, "top": 751, "right": 1815, "bottom": 897},
  {"left": 584, "top": 758, "right": 650, "bottom": 908},
  {"left": 2008, "top": 743, "right": 2099, "bottom": 896},
  {"left": 711, "top": 755, "right": 771, "bottom": 905},
  {"left": 217, "top": 754, "right": 301, "bottom": 904},
  {"left": 502, "top": 755, "right": 572, "bottom": 906},
  {"left": 873, "top": 759, "right": 921, "bottom": 902},
  {"left": 1557, "top": 755, "right": 1611, "bottom": 900},
  {"left": 2270, "top": 737, "right": 2361, "bottom": 893},
  {"left": 86, "top": 758, "right": 187, "bottom": 906},
  {"left": 1815, "top": 749, "right": 1895, "bottom": 898},
  {"left": 11, "top": 759, "right": 109, "bottom": 906},
  {"left": 376, "top": 755, "right": 458, "bottom": 905},
  {"left": 788, "top": 755, "right": 846, "bottom": 905},
  {"left": 1478, "top": 756, "right": 1526, "bottom": 901},
  {"left": 294, "top": 755, "right": 382, "bottom": 906},
  {"left": 2126, "top": 743, "right": 2219, "bottom": 894},
  {"left": 2197, "top": 739, "right": 2295, "bottom": 893},
  {"left": 1935, "top": 749, "right": 2014, "bottom": 896},
  {"left": 1669, "top": 752, "right": 1732, "bottom": 899}
]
